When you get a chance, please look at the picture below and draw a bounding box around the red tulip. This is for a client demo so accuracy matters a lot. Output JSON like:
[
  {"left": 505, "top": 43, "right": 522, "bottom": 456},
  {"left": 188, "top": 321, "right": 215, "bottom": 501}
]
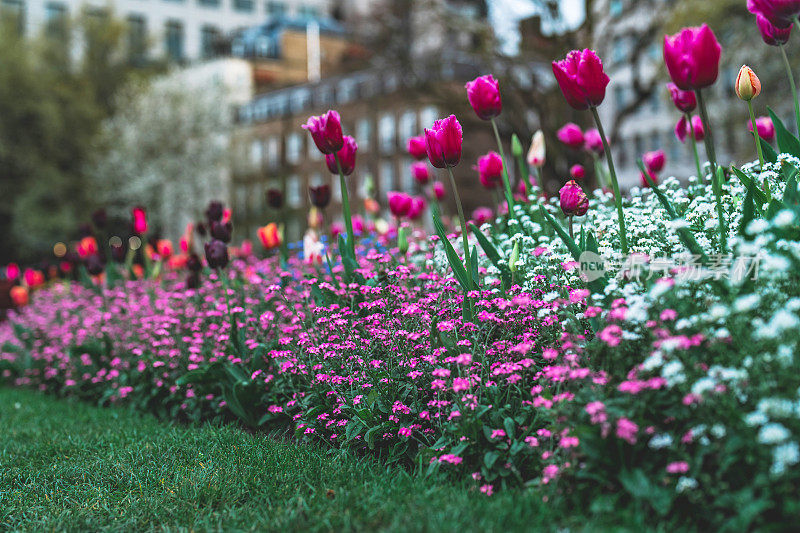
[
  {"left": 424, "top": 115, "right": 463, "bottom": 169},
  {"left": 132, "top": 206, "right": 148, "bottom": 234},
  {"left": 667, "top": 83, "right": 697, "bottom": 113},
  {"left": 303, "top": 110, "right": 344, "bottom": 154},
  {"left": 644, "top": 150, "right": 666, "bottom": 173},
  {"left": 407, "top": 136, "right": 428, "bottom": 160},
  {"left": 748, "top": 0, "right": 800, "bottom": 29},
  {"left": 584, "top": 128, "right": 604, "bottom": 154},
  {"left": 749, "top": 116, "right": 776, "bottom": 141},
  {"left": 465, "top": 74, "right": 502, "bottom": 120},
  {"left": 411, "top": 162, "right": 431, "bottom": 185},
  {"left": 663, "top": 25, "right": 721, "bottom": 91},
  {"left": 77, "top": 236, "right": 98, "bottom": 258},
  {"left": 387, "top": 191, "right": 413, "bottom": 218},
  {"left": 557, "top": 123, "right": 585, "bottom": 149},
  {"left": 474, "top": 151, "right": 503, "bottom": 190},
  {"left": 559, "top": 180, "right": 589, "bottom": 216},
  {"left": 325, "top": 135, "right": 357, "bottom": 175},
  {"left": 755, "top": 12, "right": 793, "bottom": 44},
  {"left": 552, "top": 49, "right": 610, "bottom": 110}
]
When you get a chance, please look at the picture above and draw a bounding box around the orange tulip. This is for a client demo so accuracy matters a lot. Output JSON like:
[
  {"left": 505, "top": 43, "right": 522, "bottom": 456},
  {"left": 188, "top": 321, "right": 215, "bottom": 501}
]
[
  {"left": 257, "top": 223, "right": 281, "bottom": 250},
  {"left": 10, "top": 285, "right": 28, "bottom": 307},
  {"left": 77, "top": 236, "right": 99, "bottom": 258},
  {"left": 156, "top": 239, "right": 173, "bottom": 260}
]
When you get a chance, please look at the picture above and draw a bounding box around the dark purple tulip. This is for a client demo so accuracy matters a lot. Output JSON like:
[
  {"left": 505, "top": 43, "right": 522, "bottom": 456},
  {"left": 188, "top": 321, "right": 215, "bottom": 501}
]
[
  {"left": 204, "top": 239, "right": 229, "bottom": 269},
  {"left": 325, "top": 135, "right": 357, "bottom": 175},
  {"left": 110, "top": 244, "right": 126, "bottom": 263},
  {"left": 210, "top": 221, "right": 232, "bottom": 243},
  {"left": 302, "top": 110, "right": 344, "bottom": 154},
  {"left": 748, "top": 0, "right": 800, "bottom": 29},
  {"left": 465, "top": 74, "right": 502, "bottom": 120},
  {"left": 85, "top": 254, "right": 105, "bottom": 276},
  {"left": 552, "top": 49, "right": 610, "bottom": 110},
  {"left": 267, "top": 188, "right": 284, "bottom": 209},
  {"left": 663, "top": 25, "right": 721, "bottom": 91},
  {"left": 205, "top": 201, "right": 224, "bottom": 223},
  {"left": 187, "top": 253, "right": 202, "bottom": 272},
  {"left": 755, "top": 12, "right": 793, "bottom": 44},
  {"left": 186, "top": 272, "right": 200, "bottom": 289},
  {"left": 91, "top": 209, "right": 107, "bottom": 229},
  {"left": 309, "top": 184, "right": 332, "bottom": 208},
  {"left": 667, "top": 83, "right": 697, "bottom": 113}
]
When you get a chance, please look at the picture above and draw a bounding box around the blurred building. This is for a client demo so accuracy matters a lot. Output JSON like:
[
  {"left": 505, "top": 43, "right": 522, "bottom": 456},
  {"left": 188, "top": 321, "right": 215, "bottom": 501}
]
[{"left": 591, "top": 0, "right": 744, "bottom": 188}]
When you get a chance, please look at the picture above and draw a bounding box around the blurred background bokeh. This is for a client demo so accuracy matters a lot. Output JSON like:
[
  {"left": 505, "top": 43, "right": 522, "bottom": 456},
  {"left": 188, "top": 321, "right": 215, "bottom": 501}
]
[{"left": 0, "top": 0, "right": 788, "bottom": 263}]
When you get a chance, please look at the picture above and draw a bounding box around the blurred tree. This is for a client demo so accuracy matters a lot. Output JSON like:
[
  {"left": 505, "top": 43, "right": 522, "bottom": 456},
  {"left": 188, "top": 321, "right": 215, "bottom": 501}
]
[{"left": 0, "top": 11, "right": 155, "bottom": 264}]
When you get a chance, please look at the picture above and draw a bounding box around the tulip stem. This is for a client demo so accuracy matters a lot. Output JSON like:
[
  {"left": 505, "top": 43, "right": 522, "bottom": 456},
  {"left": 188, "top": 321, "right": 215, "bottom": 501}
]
[
  {"left": 686, "top": 113, "right": 704, "bottom": 179},
  {"left": 779, "top": 43, "right": 800, "bottom": 134},
  {"left": 568, "top": 215, "right": 574, "bottom": 240},
  {"left": 747, "top": 100, "right": 765, "bottom": 168},
  {"left": 446, "top": 166, "right": 474, "bottom": 293},
  {"left": 589, "top": 106, "right": 628, "bottom": 255},
  {"left": 335, "top": 154, "right": 356, "bottom": 258},
  {"left": 490, "top": 119, "right": 517, "bottom": 218},
  {"left": 694, "top": 89, "right": 718, "bottom": 175}
]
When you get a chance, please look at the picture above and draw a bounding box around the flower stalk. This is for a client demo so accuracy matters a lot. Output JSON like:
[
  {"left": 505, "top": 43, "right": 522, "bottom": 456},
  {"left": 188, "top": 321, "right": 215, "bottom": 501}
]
[{"left": 590, "top": 106, "right": 628, "bottom": 254}]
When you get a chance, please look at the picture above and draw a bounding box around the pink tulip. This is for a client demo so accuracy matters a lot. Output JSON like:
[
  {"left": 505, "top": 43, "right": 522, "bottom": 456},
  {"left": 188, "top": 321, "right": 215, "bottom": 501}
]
[
  {"left": 552, "top": 49, "right": 610, "bottom": 110},
  {"left": 667, "top": 83, "right": 697, "bottom": 113},
  {"left": 748, "top": 116, "right": 776, "bottom": 141},
  {"left": 6, "top": 263, "right": 19, "bottom": 280},
  {"left": 557, "top": 123, "right": 585, "bottom": 149},
  {"left": 644, "top": 150, "right": 666, "bottom": 173},
  {"left": 303, "top": 110, "right": 344, "bottom": 154},
  {"left": 408, "top": 196, "right": 427, "bottom": 220},
  {"left": 411, "top": 162, "right": 431, "bottom": 185},
  {"left": 559, "top": 180, "right": 589, "bottom": 216},
  {"left": 755, "top": 12, "right": 793, "bottom": 44},
  {"left": 325, "top": 135, "right": 358, "bottom": 175},
  {"left": 465, "top": 74, "right": 502, "bottom": 120},
  {"left": 474, "top": 151, "right": 503, "bottom": 190},
  {"left": 472, "top": 207, "right": 493, "bottom": 226},
  {"left": 675, "top": 115, "right": 706, "bottom": 143},
  {"left": 387, "top": 191, "right": 413, "bottom": 218},
  {"left": 748, "top": 0, "right": 800, "bottom": 29},
  {"left": 640, "top": 169, "right": 659, "bottom": 188},
  {"left": 432, "top": 181, "right": 446, "bottom": 200},
  {"left": 424, "top": 115, "right": 463, "bottom": 169},
  {"left": 584, "top": 128, "right": 604, "bottom": 154},
  {"left": 132, "top": 207, "right": 148, "bottom": 234},
  {"left": 407, "top": 136, "right": 428, "bottom": 160},
  {"left": 663, "top": 25, "right": 721, "bottom": 91},
  {"left": 570, "top": 164, "right": 585, "bottom": 180},
  {"left": 351, "top": 215, "right": 365, "bottom": 235}
]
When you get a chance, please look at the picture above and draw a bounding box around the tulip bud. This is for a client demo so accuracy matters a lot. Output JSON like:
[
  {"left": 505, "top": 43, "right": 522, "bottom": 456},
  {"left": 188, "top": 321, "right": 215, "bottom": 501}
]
[
  {"left": 210, "top": 221, "right": 233, "bottom": 243},
  {"left": 132, "top": 207, "right": 147, "bottom": 235},
  {"left": 511, "top": 134, "right": 523, "bottom": 158},
  {"left": 557, "top": 123, "right": 585, "bottom": 149},
  {"left": 86, "top": 254, "right": 105, "bottom": 276},
  {"left": 187, "top": 253, "right": 202, "bottom": 272},
  {"left": 584, "top": 129, "right": 604, "bottom": 155},
  {"left": 308, "top": 184, "right": 332, "bottom": 209},
  {"left": 472, "top": 207, "right": 493, "bottom": 226},
  {"left": 748, "top": 116, "right": 776, "bottom": 142},
  {"left": 527, "top": 131, "right": 546, "bottom": 168},
  {"left": 559, "top": 180, "right": 589, "bottom": 217},
  {"left": 509, "top": 240, "right": 520, "bottom": 273},
  {"left": 10, "top": 285, "right": 28, "bottom": 307},
  {"left": 735, "top": 65, "right": 761, "bottom": 101},
  {"left": 387, "top": 191, "right": 413, "bottom": 218},
  {"left": 474, "top": 152, "right": 504, "bottom": 190},
  {"left": 465, "top": 74, "right": 502, "bottom": 120},
  {"left": 267, "top": 188, "right": 284, "bottom": 209},
  {"left": 407, "top": 136, "right": 427, "bottom": 160},
  {"left": 432, "top": 181, "right": 446, "bottom": 201},
  {"left": 205, "top": 201, "right": 224, "bottom": 223},
  {"left": 570, "top": 165, "right": 585, "bottom": 180},
  {"left": 424, "top": 115, "right": 462, "bottom": 169},
  {"left": 397, "top": 226, "right": 409, "bottom": 255},
  {"left": 325, "top": 135, "right": 358, "bottom": 176},
  {"left": 410, "top": 162, "right": 431, "bottom": 185},
  {"left": 643, "top": 150, "right": 666, "bottom": 173},
  {"left": 204, "top": 239, "right": 229, "bottom": 269}
]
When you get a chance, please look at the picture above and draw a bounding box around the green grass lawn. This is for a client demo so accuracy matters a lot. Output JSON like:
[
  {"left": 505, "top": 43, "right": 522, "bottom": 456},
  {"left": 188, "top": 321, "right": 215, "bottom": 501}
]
[{"left": 0, "top": 388, "right": 659, "bottom": 532}]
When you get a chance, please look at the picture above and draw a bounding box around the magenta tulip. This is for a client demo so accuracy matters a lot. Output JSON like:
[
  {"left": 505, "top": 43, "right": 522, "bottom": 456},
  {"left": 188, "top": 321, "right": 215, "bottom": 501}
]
[
  {"left": 465, "top": 74, "right": 502, "bottom": 120},
  {"left": 667, "top": 83, "right": 697, "bottom": 113},
  {"left": 756, "top": 12, "right": 793, "bottom": 44},
  {"left": 748, "top": 116, "right": 776, "bottom": 141},
  {"left": 303, "top": 110, "right": 344, "bottom": 154},
  {"left": 570, "top": 164, "right": 585, "bottom": 180},
  {"left": 584, "top": 128, "right": 604, "bottom": 154},
  {"left": 474, "top": 151, "right": 503, "bottom": 190},
  {"left": 432, "top": 181, "right": 446, "bottom": 200},
  {"left": 552, "top": 49, "right": 610, "bottom": 110},
  {"left": 472, "top": 207, "right": 493, "bottom": 226},
  {"left": 387, "top": 191, "right": 413, "bottom": 218},
  {"left": 640, "top": 169, "right": 659, "bottom": 188},
  {"left": 644, "top": 150, "right": 666, "bottom": 173},
  {"left": 559, "top": 180, "right": 589, "bottom": 217},
  {"left": 325, "top": 135, "right": 357, "bottom": 175},
  {"left": 410, "top": 162, "right": 431, "bottom": 185},
  {"left": 424, "top": 115, "right": 463, "bottom": 169},
  {"left": 748, "top": 0, "right": 800, "bottom": 28},
  {"left": 663, "top": 25, "right": 722, "bottom": 91},
  {"left": 557, "top": 123, "right": 585, "bottom": 149},
  {"left": 408, "top": 196, "right": 427, "bottom": 220},
  {"left": 407, "top": 136, "right": 428, "bottom": 160},
  {"left": 675, "top": 115, "right": 705, "bottom": 143}
]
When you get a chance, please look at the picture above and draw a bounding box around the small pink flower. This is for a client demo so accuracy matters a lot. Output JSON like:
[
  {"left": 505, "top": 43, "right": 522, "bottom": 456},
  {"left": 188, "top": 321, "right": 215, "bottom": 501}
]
[
  {"left": 666, "top": 461, "right": 689, "bottom": 474},
  {"left": 616, "top": 418, "right": 638, "bottom": 445}
]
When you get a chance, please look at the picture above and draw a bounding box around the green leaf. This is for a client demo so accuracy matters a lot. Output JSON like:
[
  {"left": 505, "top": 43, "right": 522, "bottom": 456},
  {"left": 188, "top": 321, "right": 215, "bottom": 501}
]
[
  {"left": 760, "top": 135, "right": 778, "bottom": 163},
  {"left": 432, "top": 208, "right": 470, "bottom": 290},
  {"left": 469, "top": 222, "right": 511, "bottom": 289},
  {"left": 470, "top": 246, "right": 479, "bottom": 289},
  {"left": 538, "top": 206, "right": 581, "bottom": 261},
  {"left": 739, "top": 185, "right": 756, "bottom": 236},
  {"left": 731, "top": 167, "right": 769, "bottom": 208},
  {"left": 769, "top": 107, "right": 800, "bottom": 158}
]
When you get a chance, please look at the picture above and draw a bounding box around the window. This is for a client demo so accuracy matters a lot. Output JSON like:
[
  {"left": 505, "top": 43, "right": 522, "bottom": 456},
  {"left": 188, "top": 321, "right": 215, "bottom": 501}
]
[
  {"left": 401, "top": 157, "right": 414, "bottom": 192},
  {"left": 610, "top": 0, "right": 623, "bottom": 17},
  {"left": 198, "top": 0, "right": 220, "bottom": 7},
  {"left": 399, "top": 111, "right": 416, "bottom": 142},
  {"left": 165, "top": 20, "right": 184, "bottom": 62},
  {"left": 356, "top": 118, "right": 371, "bottom": 150},
  {"left": 614, "top": 86, "right": 626, "bottom": 111},
  {"left": 127, "top": 15, "right": 147, "bottom": 63},
  {"left": 379, "top": 114, "right": 396, "bottom": 154},
  {"left": 380, "top": 161, "right": 395, "bottom": 196},
  {"left": 338, "top": 79, "right": 357, "bottom": 103},
  {"left": 650, "top": 90, "right": 660, "bottom": 112},
  {"left": 612, "top": 36, "right": 627, "bottom": 64},
  {"left": 201, "top": 25, "right": 220, "bottom": 59},
  {"left": 286, "top": 133, "right": 302, "bottom": 164},
  {"left": 267, "top": 136, "right": 280, "bottom": 169},
  {"left": 649, "top": 131, "right": 660, "bottom": 152},
  {"left": 234, "top": 0, "right": 254, "bottom": 12},
  {"left": 420, "top": 106, "right": 437, "bottom": 129},
  {"left": 1, "top": 0, "right": 25, "bottom": 35},
  {"left": 287, "top": 175, "right": 302, "bottom": 207},
  {"left": 266, "top": 0, "right": 285, "bottom": 15},
  {"left": 298, "top": 5, "right": 319, "bottom": 18},
  {"left": 250, "top": 140, "right": 263, "bottom": 167},
  {"left": 45, "top": 2, "right": 67, "bottom": 38}
]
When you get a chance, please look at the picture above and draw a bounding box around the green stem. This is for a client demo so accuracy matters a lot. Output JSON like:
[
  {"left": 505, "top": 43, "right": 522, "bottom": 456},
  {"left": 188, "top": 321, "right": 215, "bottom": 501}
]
[
  {"left": 335, "top": 154, "right": 355, "bottom": 257},
  {"left": 713, "top": 166, "right": 728, "bottom": 254},
  {"left": 514, "top": 145, "right": 533, "bottom": 202},
  {"left": 686, "top": 113, "right": 703, "bottom": 179},
  {"left": 445, "top": 166, "right": 473, "bottom": 293},
  {"left": 589, "top": 106, "right": 628, "bottom": 254},
  {"left": 490, "top": 119, "right": 517, "bottom": 217},
  {"left": 694, "top": 89, "right": 718, "bottom": 175},
  {"left": 747, "top": 100, "right": 765, "bottom": 168},
  {"left": 779, "top": 43, "right": 800, "bottom": 134},
  {"left": 568, "top": 215, "right": 574, "bottom": 240}
]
